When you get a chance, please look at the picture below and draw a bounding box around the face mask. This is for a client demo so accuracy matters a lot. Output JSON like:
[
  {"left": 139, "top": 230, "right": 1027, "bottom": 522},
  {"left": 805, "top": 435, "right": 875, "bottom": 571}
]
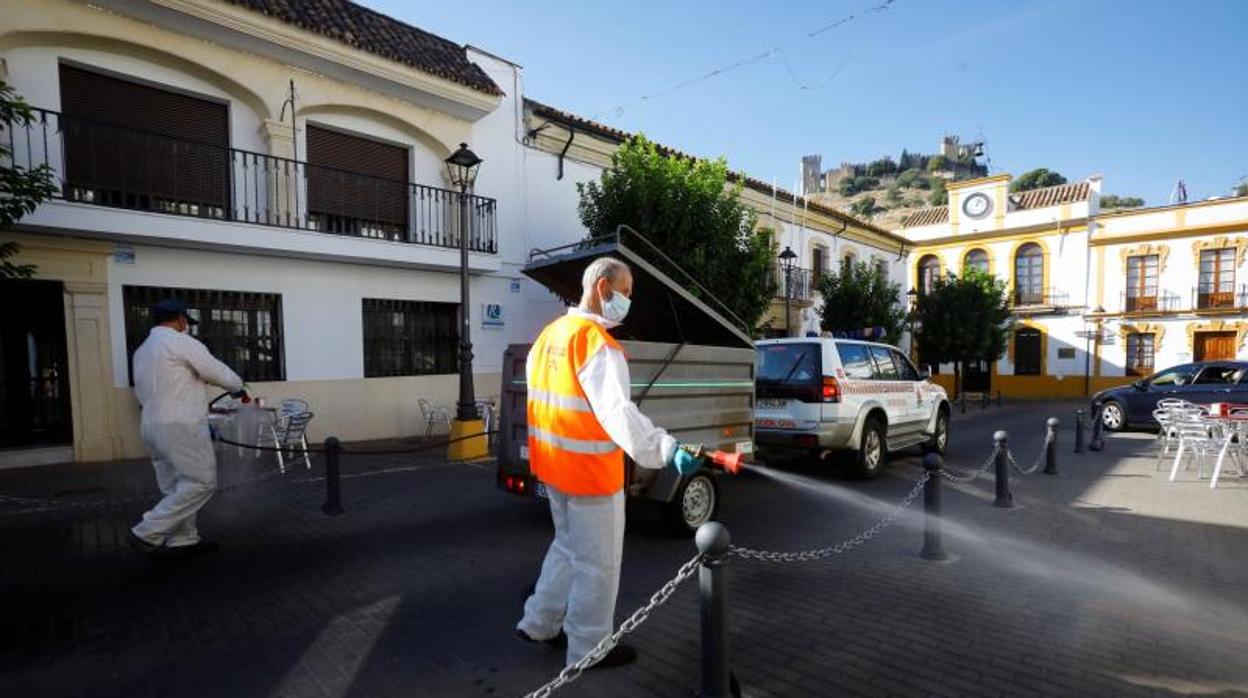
[{"left": 601, "top": 288, "right": 631, "bottom": 323}]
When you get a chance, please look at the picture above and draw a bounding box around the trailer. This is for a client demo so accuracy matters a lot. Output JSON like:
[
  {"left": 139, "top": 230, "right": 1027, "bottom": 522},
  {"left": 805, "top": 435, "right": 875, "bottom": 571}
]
[{"left": 496, "top": 226, "right": 756, "bottom": 533}]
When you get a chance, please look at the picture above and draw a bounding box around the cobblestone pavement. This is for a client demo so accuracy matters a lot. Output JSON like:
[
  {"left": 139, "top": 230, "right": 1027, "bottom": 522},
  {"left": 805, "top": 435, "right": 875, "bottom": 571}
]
[{"left": 2, "top": 400, "right": 1247, "bottom": 697}]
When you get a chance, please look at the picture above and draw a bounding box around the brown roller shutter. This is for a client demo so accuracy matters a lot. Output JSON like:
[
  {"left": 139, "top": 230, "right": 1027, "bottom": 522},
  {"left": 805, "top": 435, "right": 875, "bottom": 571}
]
[
  {"left": 307, "top": 125, "right": 409, "bottom": 238},
  {"left": 58, "top": 64, "right": 230, "bottom": 215}
]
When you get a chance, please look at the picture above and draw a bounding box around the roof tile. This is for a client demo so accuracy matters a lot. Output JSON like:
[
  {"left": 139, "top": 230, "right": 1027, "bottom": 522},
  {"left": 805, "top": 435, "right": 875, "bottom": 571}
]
[{"left": 902, "top": 207, "right": 949, "bottom": 228}]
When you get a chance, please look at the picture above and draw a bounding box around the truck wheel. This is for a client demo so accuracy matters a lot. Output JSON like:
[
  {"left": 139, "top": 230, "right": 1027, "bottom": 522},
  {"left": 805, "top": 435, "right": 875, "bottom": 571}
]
[
  {"left": 852, "top": 417, "right": 887, "bottom": 479},
  {"left": 926, "top": 408, "right": 950, "bottom": 455},
  {"left": 664, "top": 473, "right": 718, "bottom": 535}
]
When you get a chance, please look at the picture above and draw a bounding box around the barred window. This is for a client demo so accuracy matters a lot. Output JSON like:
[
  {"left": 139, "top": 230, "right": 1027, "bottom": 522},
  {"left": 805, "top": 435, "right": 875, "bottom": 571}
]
[
  {"left": 123, "top": 286, "right": 284, "bottom": 383},
  {"left": 1126, "top": 333, "right": 1155, "bottom": 377},
  {"left": 362, "top": 299, "right": 459, "bottom": 377}
]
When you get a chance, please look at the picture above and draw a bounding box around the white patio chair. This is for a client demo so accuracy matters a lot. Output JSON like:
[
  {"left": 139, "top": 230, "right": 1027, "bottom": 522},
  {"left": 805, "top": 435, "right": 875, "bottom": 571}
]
[
  {"left": 1154, "top": 400, "right": 1199, "bottom": 470},
  {"left": 418, "top": 398, "right": 452, "bottom": 440},
  {"left": 1168, "top": 412, "right": 1219, "bottom": 482},
  {"left": 260, "top": 411, "right": 315, "bottom": 473},
  {"left": 1210, "top": 420, "right": 1247, "bottom": 489}
]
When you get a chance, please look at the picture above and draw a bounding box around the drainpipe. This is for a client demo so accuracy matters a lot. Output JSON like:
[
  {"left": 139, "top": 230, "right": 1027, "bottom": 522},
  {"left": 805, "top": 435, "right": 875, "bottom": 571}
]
[{"left": 557, "top": 126, "right": 575, "bottom": 180}]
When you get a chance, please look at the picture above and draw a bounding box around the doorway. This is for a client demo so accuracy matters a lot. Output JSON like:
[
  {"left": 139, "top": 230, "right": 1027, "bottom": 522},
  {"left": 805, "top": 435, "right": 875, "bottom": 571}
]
[
  {"left": 1194, "top": 331, "right": 1237, "bottom": 361},
  {"left": 1014, "top": 328, "right": 1042, "bottom": 375},
  {"left": 963, "top": 359, "right": 992, "bottom": 392},
  {"left": 0, "top": 280, "right": 73, "bottom": 448}
]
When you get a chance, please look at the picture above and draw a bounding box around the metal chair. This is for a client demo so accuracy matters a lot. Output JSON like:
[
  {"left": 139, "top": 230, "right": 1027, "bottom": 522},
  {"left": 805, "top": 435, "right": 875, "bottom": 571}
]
[
  {"left": 1210, "top": 419, "right": 1247, "bottom": 489},
  {"left": 1153, "top": 399, "right": 1197, "bottom": 470},
  {"left": 1168, "top": 411, "right": 1218, "bottom": 482},
  {"left": 262, "top": 411, "right": 315, "bottom": 473},
  {"left": 418, "top": 398, "right": 452, "bottom": 440}
]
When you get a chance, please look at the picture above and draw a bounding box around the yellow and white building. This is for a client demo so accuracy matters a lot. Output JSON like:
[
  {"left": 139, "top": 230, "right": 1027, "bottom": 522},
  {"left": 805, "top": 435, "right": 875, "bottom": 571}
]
[{"left": 902, "top": 174, "right": 1248, "bottom": 399}]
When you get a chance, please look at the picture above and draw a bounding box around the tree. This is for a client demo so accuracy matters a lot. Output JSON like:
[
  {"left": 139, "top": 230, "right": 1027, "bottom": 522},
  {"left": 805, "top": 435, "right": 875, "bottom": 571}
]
[
  {"left": 912, "top": 269, "right": 1012, "bottom": 396},
  {"left": 817, "top": 259, "right": 906, "bottom": 345},
  {"left": 850, "top": 196, "right": 877, "bottom": 218},
  {"left": 1, "top": 79, "right": 56, "bottom": 279},
  {"left": 1233, "top": 180, "right": 1248, "bottom": 198},
  {"left": 1010, "top": 168, "right": 1067, "bottom": 192},
  {"left": 896, "top": 168, "right": 921, "bottom": 188},
  {"left": 577, "top": 135, "right": 774, "bottom": 331},
  {"left": 929, "top": 179, "right": 948, "bottom": 206},
  {"left": 1100, "top": 194, "right": 1145, "bottom": 209},
  {"left": 885, "top": 184, "right": 903, "bottom": 205},
  {"left": 926, "top": 155, "right": 948, "bottom": 173}
]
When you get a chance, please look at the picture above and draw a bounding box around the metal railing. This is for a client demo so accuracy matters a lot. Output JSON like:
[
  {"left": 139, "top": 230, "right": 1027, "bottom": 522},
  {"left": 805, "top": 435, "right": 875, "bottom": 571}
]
[
  {"left": 3, "top": 108, "right": 497, "bottom": 253},
  {"left": 1194, "top": 284, "right": 1247, "bottom": 311},
  {"left": 1114, "top": 286, "right": 1247, "bottom": 314},
  {"left": 1012, "top": 286, "right": 1069, "bottom": 308},
  {"left": 768, "top": 265, "right": 814, "bottom": 302},
  {"left": 1120, "top": 290, "right": 1185, "bottom": 313}
]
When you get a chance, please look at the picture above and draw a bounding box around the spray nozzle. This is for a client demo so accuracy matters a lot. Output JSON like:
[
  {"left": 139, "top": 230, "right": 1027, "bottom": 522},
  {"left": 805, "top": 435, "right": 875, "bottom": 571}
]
[{"left": 679, "top": 444, "right": 745, "bottom": 475}]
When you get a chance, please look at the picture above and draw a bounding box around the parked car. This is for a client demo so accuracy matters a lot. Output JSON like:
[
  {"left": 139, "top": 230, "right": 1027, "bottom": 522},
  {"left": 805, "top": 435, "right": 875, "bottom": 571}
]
[
  {"left": 1092, "top": 361, "right": 1248, "bottom": 431},
  {"left": 753, "top": 337, "right": 951, "bottom": 478}
]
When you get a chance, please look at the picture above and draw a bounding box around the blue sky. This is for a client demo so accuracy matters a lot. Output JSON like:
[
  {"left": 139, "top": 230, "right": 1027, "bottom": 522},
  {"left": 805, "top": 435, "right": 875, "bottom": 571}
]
[{"left": 374, "top": 0, "right": 1247, "bottom": 206}]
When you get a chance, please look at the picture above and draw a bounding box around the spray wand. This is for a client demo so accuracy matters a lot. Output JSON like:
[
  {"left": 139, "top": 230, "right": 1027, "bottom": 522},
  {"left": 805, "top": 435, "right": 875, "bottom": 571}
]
[{"left": 679, "top": 444, "right": 745, "bottom": 475}]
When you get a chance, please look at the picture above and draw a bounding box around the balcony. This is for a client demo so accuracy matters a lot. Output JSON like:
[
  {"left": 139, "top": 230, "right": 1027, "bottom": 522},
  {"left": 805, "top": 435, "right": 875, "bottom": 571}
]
[
  {"left": 1194, "top": 284, "right": 1247, "bottom": 312},
  {"left": 1120, "top": 290, "right": 1184, "bottom": 314},
  {"left": 3, "top": 108, "right": 497, "bottom": 254},
  {"left": 768, "top": 265, "right": 814, "bottom": 303},
  {"left": 1012, "top": 286, "right": 1070, "bottom": 312}
]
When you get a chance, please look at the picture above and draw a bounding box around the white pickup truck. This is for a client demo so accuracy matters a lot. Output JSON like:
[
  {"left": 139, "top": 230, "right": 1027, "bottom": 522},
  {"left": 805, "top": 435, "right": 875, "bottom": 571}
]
[{"left": 753, "top": 337, "right": 950, "bottom": 478}]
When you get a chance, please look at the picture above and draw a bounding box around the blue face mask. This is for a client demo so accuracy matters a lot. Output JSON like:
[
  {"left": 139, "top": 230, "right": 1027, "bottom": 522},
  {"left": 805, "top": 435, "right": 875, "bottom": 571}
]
[{"left": 601, "top": 289, "right": 631, "bottom": 323}]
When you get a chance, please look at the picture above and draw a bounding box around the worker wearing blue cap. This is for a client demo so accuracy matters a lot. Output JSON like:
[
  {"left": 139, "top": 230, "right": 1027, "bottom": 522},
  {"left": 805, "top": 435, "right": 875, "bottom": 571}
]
[{"left": 128, "top": 299, "right": 245, "bottom": 560}]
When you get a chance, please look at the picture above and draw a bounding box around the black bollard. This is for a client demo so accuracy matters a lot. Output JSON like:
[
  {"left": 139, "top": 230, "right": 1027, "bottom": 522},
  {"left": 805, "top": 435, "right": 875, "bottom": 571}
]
[
  {"left": 996, "top": 391, "right": 1003, "bottom": 408},
  {"left": 959, "top": 393, "right": 967, "bottom": 414},
  {"left": 981, "top": 392, "right": 989, "bottom": 410},
  {"left": 993, "top": 430, "right": 1013, "bottom": 508},
  {"left": 1089, "top": 404, "right": 1106, "bottom": 452},
  {"left": 1043, "top": 418, "right": 1059, "bottom": 475},
  {"left": 920, "top": 453, "right": 948, "bottom": 560},
  {"left": 323, "top": 436, "right": 343, "bottom": 516},
  {"left": 696, "top": 522, "right": 733, "bottom": 698},
  {"left": 1074, "top": 410, "right": 1086, "bottom": 454}
]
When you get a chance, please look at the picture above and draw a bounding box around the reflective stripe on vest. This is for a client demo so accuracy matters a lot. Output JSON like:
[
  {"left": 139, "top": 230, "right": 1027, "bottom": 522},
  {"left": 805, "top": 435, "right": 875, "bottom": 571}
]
[{"left": 527, "top": 314, "right": 625, "bottom": 496}]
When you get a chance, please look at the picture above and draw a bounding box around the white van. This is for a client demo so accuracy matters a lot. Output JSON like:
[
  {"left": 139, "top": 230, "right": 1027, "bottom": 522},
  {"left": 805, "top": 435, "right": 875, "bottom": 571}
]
[{"left": 753, "top": 337, "right": 951, "bottom": 478}]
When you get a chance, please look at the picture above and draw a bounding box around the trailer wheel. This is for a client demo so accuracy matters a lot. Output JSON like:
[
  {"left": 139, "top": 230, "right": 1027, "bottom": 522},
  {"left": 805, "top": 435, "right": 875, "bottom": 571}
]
[{"left": 664, "top": 473, "right": 718, "bottom": 535}]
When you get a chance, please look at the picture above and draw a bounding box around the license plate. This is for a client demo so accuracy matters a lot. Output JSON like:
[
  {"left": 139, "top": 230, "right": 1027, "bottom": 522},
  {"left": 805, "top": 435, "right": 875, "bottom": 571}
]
[
  {"left": 758, "top": 398, "right": 788, "bottom": 410},
  {"left": 535, "top": 482, "right": 549, "bottom": 499},
  {"left": 735, "top": 441, "right": 754, "bottom": 455},
  {"left": 519, "top": 445, "right": 529, "bottom": 460}
]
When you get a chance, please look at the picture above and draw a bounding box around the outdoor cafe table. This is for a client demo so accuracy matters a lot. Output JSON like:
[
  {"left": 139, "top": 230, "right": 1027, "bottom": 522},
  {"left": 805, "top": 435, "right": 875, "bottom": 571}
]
[{"left": 1208, "top": 403, "right": 1248, "bottom": 488}]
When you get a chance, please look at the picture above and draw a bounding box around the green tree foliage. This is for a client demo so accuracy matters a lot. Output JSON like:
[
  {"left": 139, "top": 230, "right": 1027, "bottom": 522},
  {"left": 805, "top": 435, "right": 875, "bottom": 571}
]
[
  {"left": 817, "top": 259, "right": 906, "bottom": 345},
  {"left": 895, "top": 168, "right": 921, "bottom": 188},
  {"left": 912, "top": 269, "right": 1012, "bottom": 393},
  {"left": 838, "top": 175, "right": 881, "bottom": 197},
  {"left": 1100, "top": 194, "right": 1145, "bottom": 209},
  {"left": 865, "top": 157, "right": 897, "bottom": 178},
  {"left": 1233, "top": 180, "right": 1247, "bottom": 198},
  {"left": 577, "top": 135, "right": 774, "bottom": 331},
  {"left": 926, "top": 155, "right": 948, "bottom": 173},
  {"left": 929, "top": 179, "right": 948, "bottom": 206},
  {"left": 886, "top": 185, "right": 903, "bottom": 205},
  {"left": 1, "top": 80, "right": 56, "bottom": 279},
  {"left": 850, "top": 196, "right": 877, "bottom": 218},
  {"left": 1010, "top": 168, "right": 1067, "bottom": 192}
]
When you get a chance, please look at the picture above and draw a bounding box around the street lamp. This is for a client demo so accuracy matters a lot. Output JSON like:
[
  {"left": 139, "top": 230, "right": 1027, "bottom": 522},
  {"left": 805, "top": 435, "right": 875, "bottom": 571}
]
[
  {"left": 779, "top": 246, "right": 797, "bottom": 337},
  {"left": 906, "top": 287, "right": 919, "bottom": 359},
  {"left": 445, "top": 143, "right": 483, "bottom": 426}
]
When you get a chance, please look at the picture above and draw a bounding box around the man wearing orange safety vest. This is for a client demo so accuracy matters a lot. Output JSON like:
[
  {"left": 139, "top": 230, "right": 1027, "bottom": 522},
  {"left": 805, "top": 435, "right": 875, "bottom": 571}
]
[{"left": 515, "top": 256, "right": 704, "bottom": 669}]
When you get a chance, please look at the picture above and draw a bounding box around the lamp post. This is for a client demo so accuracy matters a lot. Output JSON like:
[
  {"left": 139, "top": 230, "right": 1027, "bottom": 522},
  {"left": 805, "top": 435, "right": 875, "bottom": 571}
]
[
  {"left": 779, "top": 246, "right": 797, "bottom": 337},
  {"left": 445, "top": 143, "right": 483, "bottom": 429},
  {"left": 906, "top": 287, "right": 919, "bottom": 360},
  {"left": 1083, "top": 305, "right": 1105, "bottom": 397}
]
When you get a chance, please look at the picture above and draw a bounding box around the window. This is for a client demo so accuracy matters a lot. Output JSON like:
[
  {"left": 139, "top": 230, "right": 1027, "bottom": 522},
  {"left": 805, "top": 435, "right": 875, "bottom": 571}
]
[
  {"left": 890, "top": 350, "right": 921, "bottom": 380},
  {"left": 918, "top": 255, "right": 941, "bottom": 296},
  {"left": 1013, "top": 328, "right": 1042, "bottom": 375},
  {"left": 1149, "top": 366, "right": 1193, "bottom": 387},
  {"left": 1197, "top": 248, "right": 1236, "bottom": 309},
  {"left": 964, "top": 248, "right": 989, "bottom": 275},
  {"left": 362, "top": 299, "right": 458, "bottom": 377},
  {"left": 836, "top": 343, "right": 875, "bottom": 379},
  {"left": 869, "top": 346, "right": 899, "bottom": 379},
  {"left": 123, "top": 286, "right": 284, "bottom": 382},
  {"left": 811, "top": 246, "right": 827, "bottom": 284},
  {"left": 307, "top": 125, "right": 410, "bottom": 241},
  {"left": 757, "top": 343, "right": 820, "bottom": 384},
  {"left": 875, "top": 258, "right": 889, "bottom": 279},
  {"left": 1125, "top": 255, "right": 1158, "bottom": 311},
  {"left": 1193, "top": 365, "right": 1240, "bottom": 385},
  {"left": 841, "top": 250, "right": 857, "bottom": 271},
  {"left": 1014, "top": 243, "right": 1044, "bottom": 305}
]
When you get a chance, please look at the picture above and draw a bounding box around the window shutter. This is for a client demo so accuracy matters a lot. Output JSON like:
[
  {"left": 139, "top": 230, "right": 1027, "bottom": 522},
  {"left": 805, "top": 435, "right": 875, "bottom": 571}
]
[{"left": 306, "top": 125, "right": 409, "bottom": 230}]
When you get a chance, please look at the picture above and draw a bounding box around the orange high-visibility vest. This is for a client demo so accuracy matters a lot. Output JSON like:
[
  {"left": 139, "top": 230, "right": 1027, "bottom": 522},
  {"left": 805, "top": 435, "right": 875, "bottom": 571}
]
[{"left": 527, "top": 314, "right": 625, "bottom": 496}]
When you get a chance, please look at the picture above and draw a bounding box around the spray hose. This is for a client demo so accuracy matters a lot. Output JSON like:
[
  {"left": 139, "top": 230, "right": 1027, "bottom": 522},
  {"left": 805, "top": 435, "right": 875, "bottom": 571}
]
[{"left": 680, "top": 444, "right": 745, "bottom": 475}]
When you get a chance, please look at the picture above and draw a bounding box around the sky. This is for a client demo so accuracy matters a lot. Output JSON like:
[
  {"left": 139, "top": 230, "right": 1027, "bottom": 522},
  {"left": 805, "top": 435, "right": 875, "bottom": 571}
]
[{"left": 371, "top": 0, "right": 1247, "bottom": 205}]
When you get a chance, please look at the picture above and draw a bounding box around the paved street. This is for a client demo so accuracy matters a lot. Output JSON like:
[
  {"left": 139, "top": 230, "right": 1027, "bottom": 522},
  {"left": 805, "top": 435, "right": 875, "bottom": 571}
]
[{"left": 2, "top": 400, "right": 1247, "bottom": 697}]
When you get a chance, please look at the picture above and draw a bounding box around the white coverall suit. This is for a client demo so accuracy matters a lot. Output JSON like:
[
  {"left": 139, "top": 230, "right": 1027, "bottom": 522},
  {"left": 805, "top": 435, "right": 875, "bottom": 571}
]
[
  {"left": 131, "top": 326, "right": 243, "bottom": 548},
  {"left": 517, "top": 307, "right": 677, "bottom": 665}
]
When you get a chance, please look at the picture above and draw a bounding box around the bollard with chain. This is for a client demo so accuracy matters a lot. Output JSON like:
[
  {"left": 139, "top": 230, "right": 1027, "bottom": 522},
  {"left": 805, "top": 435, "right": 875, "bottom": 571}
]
[
  {"left": 322, "top": 436, "right": 343, "bottom": 516},
  {"left": 920, "top": 453, "right": 948, "bottom": 560},
  {"left": 1043, "top": 417, "right": 1059, "bottom": 475},
  {"left": 993, "top": 430, "right": 1013, "bottom": 508},
  {"left": 696, "top": 522, "right": 734, "bottom": 698},
  {"left": 1074, "top": 410, "right": 1086, "bottom": 453}
]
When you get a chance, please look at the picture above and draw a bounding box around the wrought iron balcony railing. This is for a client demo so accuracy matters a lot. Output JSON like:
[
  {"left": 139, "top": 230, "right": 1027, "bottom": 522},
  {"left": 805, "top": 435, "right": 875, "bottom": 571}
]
[
  {"left": 1194, "top": 284, "right": 1247, "bottom": 311},
  {"left": 3, "top": 108, "right": 497, "bottom": 253},
  {"left": 1012, "top": 286, "right": 1069, "bottom": 308},
  {"left": 768, "top": 265, "right": 814, "bottom": 302}
]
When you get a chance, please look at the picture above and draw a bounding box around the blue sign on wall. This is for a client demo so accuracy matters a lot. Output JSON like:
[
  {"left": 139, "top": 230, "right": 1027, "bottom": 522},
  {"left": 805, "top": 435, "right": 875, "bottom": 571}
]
[{"left": 483, "top": 303, "right": 504, "bottom": 328}]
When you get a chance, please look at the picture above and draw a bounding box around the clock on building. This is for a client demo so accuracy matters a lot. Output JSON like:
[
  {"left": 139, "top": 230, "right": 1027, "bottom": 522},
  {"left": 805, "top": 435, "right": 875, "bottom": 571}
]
[{"left": 962, "top": 192, "right": 992, "bottom": 219}]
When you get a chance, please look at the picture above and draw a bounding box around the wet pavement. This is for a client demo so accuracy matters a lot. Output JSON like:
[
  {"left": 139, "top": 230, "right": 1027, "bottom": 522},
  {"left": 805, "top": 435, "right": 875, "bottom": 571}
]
[{"left": 2, "top": 400, "right": 1247, "bottom": 697}]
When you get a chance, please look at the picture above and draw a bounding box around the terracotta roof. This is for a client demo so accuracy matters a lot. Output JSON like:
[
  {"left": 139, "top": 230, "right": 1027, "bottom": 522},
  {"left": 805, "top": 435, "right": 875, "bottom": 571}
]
[
  {"left": 1011, "top": 181, "right": 1090, "bottom": 209},
  {"left": 901, "top": 206, "right": 949, "bottom": 228},
  {"left": 525, "top": 99, "right": 906, "bottom": 245},
  {"left": 225, "top": 0, "right": 501, "bottom": 95}
]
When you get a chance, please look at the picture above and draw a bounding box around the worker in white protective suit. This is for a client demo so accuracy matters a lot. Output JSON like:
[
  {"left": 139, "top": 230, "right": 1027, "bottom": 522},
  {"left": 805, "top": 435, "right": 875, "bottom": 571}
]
[
  {"left": 516, "top": 257, "right": 705, "bottom": 668},
  {"left": 128, "top": 299, "right": 245, "bottom": 560}
]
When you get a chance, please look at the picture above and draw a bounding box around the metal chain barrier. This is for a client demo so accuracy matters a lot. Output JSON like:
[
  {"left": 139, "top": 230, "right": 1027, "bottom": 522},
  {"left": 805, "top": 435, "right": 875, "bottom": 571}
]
[
  {"left": 1006, "top": 429, "right": 1054, "bottom": 476},
  {"left": 522, "top": 553, "right": 704, "bottom": 698},
  {"left": 728, "top": 470, "right": 930, "bottom": 563},
  {"left": 939, "top": 447, "right": 999, "bottom": 483}
]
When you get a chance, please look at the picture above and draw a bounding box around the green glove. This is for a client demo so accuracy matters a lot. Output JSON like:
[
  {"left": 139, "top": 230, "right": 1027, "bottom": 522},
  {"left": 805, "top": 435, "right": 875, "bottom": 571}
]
[{"left": 670, "top": 446, "right": 704, "bottom": 475}]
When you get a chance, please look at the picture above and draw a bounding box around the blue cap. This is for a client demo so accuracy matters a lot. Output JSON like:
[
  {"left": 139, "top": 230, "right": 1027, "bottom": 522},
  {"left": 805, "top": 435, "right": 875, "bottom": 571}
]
[{"left": 151, "top": 299, "right": 198, "bottom": 325}]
